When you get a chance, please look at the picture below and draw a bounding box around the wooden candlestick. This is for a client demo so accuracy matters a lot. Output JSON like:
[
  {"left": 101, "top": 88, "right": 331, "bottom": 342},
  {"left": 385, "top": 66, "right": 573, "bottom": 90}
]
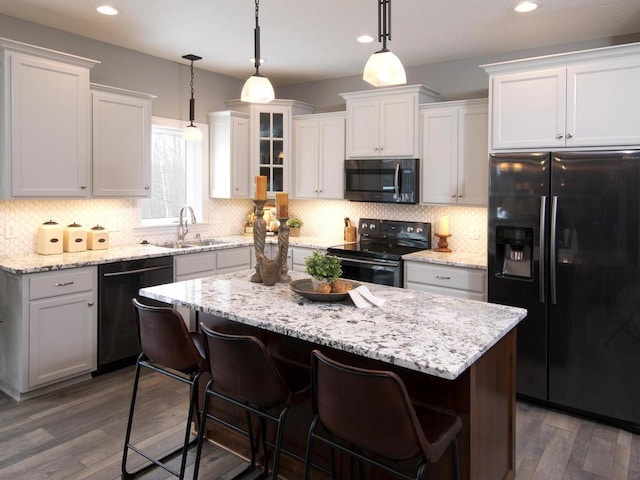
[{"left": 434, "top": 234, "right": 452, "bottom": 252}]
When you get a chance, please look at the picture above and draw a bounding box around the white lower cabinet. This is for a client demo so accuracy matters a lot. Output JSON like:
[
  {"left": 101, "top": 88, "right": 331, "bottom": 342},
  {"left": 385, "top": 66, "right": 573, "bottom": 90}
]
[
  {"left": 250, "top": 243, "right": 293, "bottom": 271},
  {"left": 0, "top": 267, "right": 97, "bottom": 400},
  {"left": 404, "top": 261, "right": 486, "bottom": 301},
  {"left": 291, "top": 247, "right": 318, "bottom": 272},
  {"left": 174, "top": 247, "right": 252, "bottom": 281}
]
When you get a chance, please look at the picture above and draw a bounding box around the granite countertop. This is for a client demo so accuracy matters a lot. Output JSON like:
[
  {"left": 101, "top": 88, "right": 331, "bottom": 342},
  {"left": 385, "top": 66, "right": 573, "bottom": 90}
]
[
  {"left": 140, "top": 270, "right": 526, "bottom": 380},
  {"left": 0, "top": 234, "right": 487, "bottom": 274},
  {"left": 402, "top": 250, "right": 487, "bottom": 270},
  {"left": 0, "top": 235, "right": 343, "bottom": 275}
]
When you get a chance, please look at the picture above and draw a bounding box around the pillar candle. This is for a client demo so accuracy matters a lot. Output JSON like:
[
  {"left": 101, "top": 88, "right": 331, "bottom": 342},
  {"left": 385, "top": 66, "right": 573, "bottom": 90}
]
[
  {"left": 276, "top": 192, "right": 289, "bottom": 218},
  {"left": 254, "top": 176, "right": 267, "bottom": 200},
  {"left": 438, "top": 216, "right": 450, "bottom": 236}
]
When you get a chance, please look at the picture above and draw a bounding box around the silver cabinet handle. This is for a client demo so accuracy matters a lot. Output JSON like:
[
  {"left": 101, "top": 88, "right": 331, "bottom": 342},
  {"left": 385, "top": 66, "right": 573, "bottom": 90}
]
[
  {"left": 87, "top": 301, "right": 94, "bottom": 307},
  {"left": 435, "top": 275, "right": 451, "bottom": 280},
  {"left": 80, "top": 185, "right": 87, "bottom": 189},
  {"left": 54, "top": 281, "right": 74, "bottom": 287},
  {"left": 566, "top": 133, "right": 573, "bottom": 139},
  {"left": 144, "top": 186, "right": 150, "bottom": 190},
  {"left": 556, "top": 134, "right": 563, "bottom": 139}
]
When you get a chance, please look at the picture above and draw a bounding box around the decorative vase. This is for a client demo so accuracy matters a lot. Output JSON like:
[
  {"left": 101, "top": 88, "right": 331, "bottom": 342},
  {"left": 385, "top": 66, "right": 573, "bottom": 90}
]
[{"left": 290, "top": 227, "right": 300, "bottom": 237}]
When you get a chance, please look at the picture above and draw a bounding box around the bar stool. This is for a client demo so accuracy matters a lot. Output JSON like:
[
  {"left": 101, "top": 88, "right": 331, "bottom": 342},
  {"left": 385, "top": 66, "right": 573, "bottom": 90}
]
[
  {"left": 122, "top": 298, "right": 207, "bottom": 480},
  {"left": 303, "top": 350, "right": 463, "bottom": 480},
  {"left": 193, "top": 323, "right": 309, "bottom": 480}
]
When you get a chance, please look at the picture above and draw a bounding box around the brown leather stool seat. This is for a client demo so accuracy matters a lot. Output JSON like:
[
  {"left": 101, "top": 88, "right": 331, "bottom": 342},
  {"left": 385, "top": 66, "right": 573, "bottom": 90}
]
[
  {"left": 122, "top": 298, "right": 207, "bottom": 480},
  {"left": 193, "top": 323, "right": 309, "bottom": 480},
  {"left": 303, "top": 350, "right": 463, "bottom": 480}
]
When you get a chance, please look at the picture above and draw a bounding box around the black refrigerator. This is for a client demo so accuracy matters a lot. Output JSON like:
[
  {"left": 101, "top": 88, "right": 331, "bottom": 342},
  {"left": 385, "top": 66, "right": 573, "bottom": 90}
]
[{"left": 488, "top": 150, "right": 640, "bottom": 431}]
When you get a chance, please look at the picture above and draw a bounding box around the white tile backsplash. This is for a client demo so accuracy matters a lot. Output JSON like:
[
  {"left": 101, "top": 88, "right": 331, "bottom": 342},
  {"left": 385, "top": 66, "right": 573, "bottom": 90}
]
[{"left": 0, "top": 197, "right": 487, "bottom": 256}]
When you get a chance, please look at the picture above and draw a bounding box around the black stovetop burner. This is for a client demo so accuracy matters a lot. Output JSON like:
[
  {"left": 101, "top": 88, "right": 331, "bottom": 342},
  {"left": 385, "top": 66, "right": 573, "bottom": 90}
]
[{"left": 327, "top": 219, "right": 431, "bottom": 261}]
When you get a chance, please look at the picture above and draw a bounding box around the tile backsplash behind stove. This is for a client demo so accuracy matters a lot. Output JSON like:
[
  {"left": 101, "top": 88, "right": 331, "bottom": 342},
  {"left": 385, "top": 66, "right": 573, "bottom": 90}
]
[{"left": 0, "top": 198, "right": 486, "bottom": 257}]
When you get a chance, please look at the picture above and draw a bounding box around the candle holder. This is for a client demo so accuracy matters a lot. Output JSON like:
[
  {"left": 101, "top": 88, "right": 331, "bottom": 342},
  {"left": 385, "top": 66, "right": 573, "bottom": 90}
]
[
  {"left": 250, "top": 200, "right": 267, "bottom": 283},
  {"left": 434, "top": 233, "right": 452, "bottom": 253},
  {"left": 250, "top": 200, "right": 291, "bottom": 286}
]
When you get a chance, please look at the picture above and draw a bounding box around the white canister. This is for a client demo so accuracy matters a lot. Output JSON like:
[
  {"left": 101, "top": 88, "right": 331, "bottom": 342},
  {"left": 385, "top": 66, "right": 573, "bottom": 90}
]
[
  {"left": 87, "top": 225, "right": 109, "bottom": 250},
  {"left": 36, "top": 220, "right": 63, "bottom": 255},
  {"left": 63, "top": 222, "right": 87, "bottom": 252}
]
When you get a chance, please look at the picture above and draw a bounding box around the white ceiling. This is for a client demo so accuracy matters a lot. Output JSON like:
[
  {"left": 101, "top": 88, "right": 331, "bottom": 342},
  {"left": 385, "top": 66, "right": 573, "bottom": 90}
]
[{"left": 1, "top": 0, "right": 639, "bottom": 85}]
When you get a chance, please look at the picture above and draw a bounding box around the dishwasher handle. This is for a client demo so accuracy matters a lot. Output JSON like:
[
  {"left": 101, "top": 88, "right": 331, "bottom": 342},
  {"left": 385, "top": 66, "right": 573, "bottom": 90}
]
[{"left": 102, "top": 264, "right": 173, "bottom": 277}]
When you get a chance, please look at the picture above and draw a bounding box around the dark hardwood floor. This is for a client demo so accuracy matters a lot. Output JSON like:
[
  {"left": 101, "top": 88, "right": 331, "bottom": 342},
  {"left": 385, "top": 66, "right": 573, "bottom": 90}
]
[{"left": 1, "top": 367, "right": 639, "bottom": 479}]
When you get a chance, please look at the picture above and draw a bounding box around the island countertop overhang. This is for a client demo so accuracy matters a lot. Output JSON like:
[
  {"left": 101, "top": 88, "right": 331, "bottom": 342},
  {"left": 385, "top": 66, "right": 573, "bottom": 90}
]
[{"left": 140, "top": 270, "right": 526, "bottom": 380}]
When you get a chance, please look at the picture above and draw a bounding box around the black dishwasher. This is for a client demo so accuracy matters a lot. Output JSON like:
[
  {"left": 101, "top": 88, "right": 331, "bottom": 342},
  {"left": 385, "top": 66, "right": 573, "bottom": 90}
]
[{"left": 96, "top": 256, "right": 174, "bottom": 374}]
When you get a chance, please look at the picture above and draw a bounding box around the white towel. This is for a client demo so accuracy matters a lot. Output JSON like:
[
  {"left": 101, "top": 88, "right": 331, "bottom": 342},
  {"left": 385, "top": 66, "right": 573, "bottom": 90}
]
[{"left": 348, "top": 286, "right": 386, "bottom": 308}]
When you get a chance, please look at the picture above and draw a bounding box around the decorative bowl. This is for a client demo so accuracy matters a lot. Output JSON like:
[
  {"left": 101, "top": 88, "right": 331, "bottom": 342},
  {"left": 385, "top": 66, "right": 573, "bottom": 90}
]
[{"left": 289, "top": 278, "right": 360, "bottom": 302}]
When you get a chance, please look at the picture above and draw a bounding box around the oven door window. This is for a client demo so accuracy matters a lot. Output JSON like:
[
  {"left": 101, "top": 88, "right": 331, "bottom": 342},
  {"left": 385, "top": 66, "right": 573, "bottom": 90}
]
[{"left": 338, "top": 257, "right": 401, "bottom": 287}]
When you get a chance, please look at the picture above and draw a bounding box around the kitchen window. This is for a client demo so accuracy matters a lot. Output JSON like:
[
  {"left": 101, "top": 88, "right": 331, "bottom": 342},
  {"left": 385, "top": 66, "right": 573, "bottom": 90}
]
[{"left": 135, "top": 117, "right": 209, "bottom": 233}]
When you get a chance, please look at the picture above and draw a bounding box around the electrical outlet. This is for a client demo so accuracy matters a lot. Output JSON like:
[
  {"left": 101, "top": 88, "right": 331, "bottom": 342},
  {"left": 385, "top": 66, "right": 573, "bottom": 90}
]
[
  {"left": 470, "top": 226, "right": 480, "bottom": 240},
  {"left": 5, "top": 222, "right": 17, "bottom": 239}
]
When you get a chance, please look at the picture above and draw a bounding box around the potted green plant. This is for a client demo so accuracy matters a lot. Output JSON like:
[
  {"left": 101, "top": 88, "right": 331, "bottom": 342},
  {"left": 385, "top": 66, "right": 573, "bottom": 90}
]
[
  {"left": 305, "top": 250, "right": 342, "bottom": 291},
  {"left": 286, "top": 217, "right": 304, "bottom": 237}
]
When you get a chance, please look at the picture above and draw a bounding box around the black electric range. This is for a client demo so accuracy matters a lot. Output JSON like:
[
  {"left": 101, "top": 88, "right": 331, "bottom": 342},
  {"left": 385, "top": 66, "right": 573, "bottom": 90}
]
[{"left": 327, "top": 218, "right": 431, "bottom": 287}]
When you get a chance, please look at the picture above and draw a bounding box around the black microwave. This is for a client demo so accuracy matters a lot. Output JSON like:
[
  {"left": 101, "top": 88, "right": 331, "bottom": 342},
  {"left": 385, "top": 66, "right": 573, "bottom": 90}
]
[{"left": 344, "top": 158, "right": 419, "bottom": 204}]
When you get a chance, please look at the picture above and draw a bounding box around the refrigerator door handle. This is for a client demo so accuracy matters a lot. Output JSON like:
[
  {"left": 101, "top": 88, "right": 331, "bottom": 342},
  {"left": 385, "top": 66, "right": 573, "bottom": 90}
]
[
  {"left": 539, "top": 196, "right": 547, "bottom": 303},
  {"left": 550, "top": 196, "right": 558, "bottom": 304}
]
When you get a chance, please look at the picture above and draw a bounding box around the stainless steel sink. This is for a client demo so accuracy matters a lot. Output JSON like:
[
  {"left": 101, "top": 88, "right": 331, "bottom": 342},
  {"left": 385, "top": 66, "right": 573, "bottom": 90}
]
[{"left": 151, "top": 239, "right": 232, "bottom": 249}]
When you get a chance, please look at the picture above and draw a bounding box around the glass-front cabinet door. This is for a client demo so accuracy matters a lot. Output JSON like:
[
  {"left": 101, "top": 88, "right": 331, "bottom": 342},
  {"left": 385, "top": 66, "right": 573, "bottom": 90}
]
[
  {"left": 259, "top": 111, "right": 285, "bottom": 192},
  {"left": 225, "top": 99, "right": 314, "bottom": 198}
]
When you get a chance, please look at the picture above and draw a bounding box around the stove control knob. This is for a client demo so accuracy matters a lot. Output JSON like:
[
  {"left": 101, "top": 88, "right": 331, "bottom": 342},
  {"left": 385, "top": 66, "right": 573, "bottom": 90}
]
[
  {"left": 361, "top": 222, "right": 368, "bottom": 230},
  {"left": 369, "top": 223, "right": 376, "bottom": 230},
  {"left": 406, "top": 227, "right": 414, "bottom": 233},
  {"left": 416, "top": 227, "right": 424, "bottom": 234}
]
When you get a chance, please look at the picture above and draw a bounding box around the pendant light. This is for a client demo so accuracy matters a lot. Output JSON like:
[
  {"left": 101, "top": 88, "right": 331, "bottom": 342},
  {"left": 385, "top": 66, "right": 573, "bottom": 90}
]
[
  {"left": 241, "top": 0, "right": 275, "bottom": 103},
  {"left": 182, "top": 54, "right": 203, "bottom": 141},
  {"left": 362, "top": 0, "right": 406, "bottom": 87}
]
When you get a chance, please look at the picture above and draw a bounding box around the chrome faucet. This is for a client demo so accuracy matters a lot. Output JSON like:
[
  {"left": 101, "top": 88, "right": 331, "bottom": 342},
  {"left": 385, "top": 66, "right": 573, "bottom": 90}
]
[{"left": 178, "top": 205, "right": 196, "bottom": 243}]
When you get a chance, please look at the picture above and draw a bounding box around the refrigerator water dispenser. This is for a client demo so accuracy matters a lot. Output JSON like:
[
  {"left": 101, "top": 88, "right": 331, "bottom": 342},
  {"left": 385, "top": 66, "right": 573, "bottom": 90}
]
[{"left": 495, "top": 226, "right": 533, "bottom": 279}]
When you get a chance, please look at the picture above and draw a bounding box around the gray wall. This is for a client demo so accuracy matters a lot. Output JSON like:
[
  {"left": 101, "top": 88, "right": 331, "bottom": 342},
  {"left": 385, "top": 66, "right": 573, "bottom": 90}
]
[
  {"left": 0, "top": 13, "right": 242, "bottom": 122},
  {"left": 2, "top": 13, "right": 640, "bottom": 115},
  {"left": 278, "top": 32, "right": 640, "bottom": 112}
]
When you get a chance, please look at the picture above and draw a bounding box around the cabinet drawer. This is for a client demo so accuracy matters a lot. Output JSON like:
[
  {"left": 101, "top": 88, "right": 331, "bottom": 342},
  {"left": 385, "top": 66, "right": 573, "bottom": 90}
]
[
  {"left": 175, "top": 251, "right": 217, "bottom": 277},
  {"left": 217, "top": 247, "right": 251, "bottom": 271},
  {"left": 292, "top": 248, "right": 316, "bottom": 266},
  {"left": 29, "top": 268, "right": 95, "bottom": 300},
  {"left": 404, "top": 262, "right": 485, "bottom": 293}
]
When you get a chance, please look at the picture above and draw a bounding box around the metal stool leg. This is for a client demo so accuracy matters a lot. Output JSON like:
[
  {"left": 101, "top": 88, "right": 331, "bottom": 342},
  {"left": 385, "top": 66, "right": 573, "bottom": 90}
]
[{"left": 121, "top": 355, "right": 144, "bottom": 480}]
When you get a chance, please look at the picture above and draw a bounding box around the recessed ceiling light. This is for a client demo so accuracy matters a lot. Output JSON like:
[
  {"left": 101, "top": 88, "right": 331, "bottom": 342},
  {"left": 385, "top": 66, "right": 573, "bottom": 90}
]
[
  {"left": 96, "top": 5, "right": 118, "bottom": 16},
  {"left": 357, "top": 35, "right": 374, "bottom": 44},
  {"left": 514, "top": 1, "right": 539, "bottom": 13}
]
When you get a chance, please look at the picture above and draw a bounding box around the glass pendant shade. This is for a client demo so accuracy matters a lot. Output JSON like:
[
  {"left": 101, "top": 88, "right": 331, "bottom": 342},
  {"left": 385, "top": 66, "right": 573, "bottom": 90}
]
[
  {"left": 363, "top": 49, "right": 406, "bottom": 86},
  {"left": 182, "top": 123, "right": 203, "bottom": 141},
  {"left": 241, "top": 74, "right": 275, "bottom": 104}
]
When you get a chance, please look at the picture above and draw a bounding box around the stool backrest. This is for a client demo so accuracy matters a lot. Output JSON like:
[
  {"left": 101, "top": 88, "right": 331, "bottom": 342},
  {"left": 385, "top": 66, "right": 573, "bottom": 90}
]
[
  {"left": 200, "top": 324, "right": 291, "bottom": 407},
  {"left": 132, "top": 298, "right": 205, "bottom": 373},
  {"left": 311, "top": 350, "right": 430, "bottom": 461}
]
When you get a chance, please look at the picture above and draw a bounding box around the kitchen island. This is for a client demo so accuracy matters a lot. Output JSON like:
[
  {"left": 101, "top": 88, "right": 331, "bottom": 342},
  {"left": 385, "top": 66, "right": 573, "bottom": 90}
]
[{"left": 141, "top": 270, "right": 526, "bottom": 480}]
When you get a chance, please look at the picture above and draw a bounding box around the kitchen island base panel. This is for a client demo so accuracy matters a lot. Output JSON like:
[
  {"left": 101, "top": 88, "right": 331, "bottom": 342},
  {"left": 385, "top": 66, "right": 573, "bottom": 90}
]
[{"left": 197, "top": 314, "right": 516, "bottom": 480}]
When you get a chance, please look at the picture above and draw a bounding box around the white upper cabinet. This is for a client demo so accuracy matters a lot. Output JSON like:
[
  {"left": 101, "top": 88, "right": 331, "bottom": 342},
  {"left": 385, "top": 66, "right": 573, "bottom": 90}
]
[
  {"left": 0, "top": 38, "right": 98, "bottom": 198},
  {"left": 421, "top": 99, "right": 488, "bottom": 205},
  {"left": 293, "top": 112, "right": 345, "bottom": 200},
  {"left": 225, "top": 99, "right": 314, "bottom": 197},
  {"left": 209, "top": 110, "right": 251, "bottom": 198},
  {"left": 91, "top": 84, "right": 155, "bottom": 197},
  {"left": 340, "top": 85, "right": 439, "bottom": 159},
  {"left": 484, "top": 42, "right": 640, "bottom": 150}
]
